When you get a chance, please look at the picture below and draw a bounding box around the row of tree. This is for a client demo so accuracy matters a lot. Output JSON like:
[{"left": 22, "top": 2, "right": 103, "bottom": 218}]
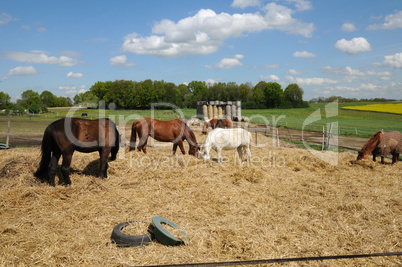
[
  {"left": 309, "top": 96, "right": 397, "bottom": 103},
  {"left": 73, "top": 79, "right": 308, "bottom": 110},
  {"left": 0, "top": 90, "right": 72, "bottom": 114},
  {"left": 1, "top": 79, "right": 308, "bottom": 113}
]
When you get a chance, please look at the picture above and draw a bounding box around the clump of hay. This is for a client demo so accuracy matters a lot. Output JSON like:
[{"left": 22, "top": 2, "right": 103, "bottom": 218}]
[{"left": 0, "top": 130, "right": 401, "bottom": 266}]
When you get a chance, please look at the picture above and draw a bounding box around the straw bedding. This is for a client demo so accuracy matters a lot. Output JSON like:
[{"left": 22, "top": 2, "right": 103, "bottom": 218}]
[{"left": 0, "top": 130, "right": 401, "bottom": 266}]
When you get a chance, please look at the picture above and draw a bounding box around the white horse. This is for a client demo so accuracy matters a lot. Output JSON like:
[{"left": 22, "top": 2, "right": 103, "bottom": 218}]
[{"left": 200, "top": 128, "right": 252, "bottom": 162}]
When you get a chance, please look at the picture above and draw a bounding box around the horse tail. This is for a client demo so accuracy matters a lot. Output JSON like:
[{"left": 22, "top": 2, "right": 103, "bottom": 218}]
[
  {"left": 111, "top": 123, "right": 120, "bottom": 161},
  {"left": 129, "top": 120, "right": 138, "bottom": 151},
  {"left": 34, "top": 125, "right": 53, "bottom": 178}
]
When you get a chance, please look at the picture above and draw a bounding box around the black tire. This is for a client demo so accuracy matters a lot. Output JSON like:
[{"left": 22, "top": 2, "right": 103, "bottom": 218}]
[
  {"left": 111, "top": 221, "right": 154, "bottom": 247},
  {"left": 152, "top": 216, "right": 188, "bottom": 246}
]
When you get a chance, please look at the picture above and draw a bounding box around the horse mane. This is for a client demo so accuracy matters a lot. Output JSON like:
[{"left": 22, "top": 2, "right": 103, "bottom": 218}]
[
  {"left": 182, "top": 122, "right": 199, "bottom": 148},
  {"left": 360, "top": 131, "right": 383, "bottom": 154}
]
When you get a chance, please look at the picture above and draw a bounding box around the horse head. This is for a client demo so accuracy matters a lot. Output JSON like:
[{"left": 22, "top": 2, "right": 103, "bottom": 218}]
[
  {"left": 356, "top": 150, "right": 369, "bottom": 161},
  {"left": 188, "top": 143, "right": 200, "bottom": 158}
]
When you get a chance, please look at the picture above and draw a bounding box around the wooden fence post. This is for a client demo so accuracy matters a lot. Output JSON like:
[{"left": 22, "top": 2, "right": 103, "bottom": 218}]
[
  {"left": 322, "top": 126, "right": 325, "bottom": 150},
  {"left": 6, "top": 119, "right": 11, "bottom": 146},
  {"left": 326, "top": 123, "right": 333, "bottom": 150},
  {"left": 276, "top": 127, "right": 280, "bottom": 147}
]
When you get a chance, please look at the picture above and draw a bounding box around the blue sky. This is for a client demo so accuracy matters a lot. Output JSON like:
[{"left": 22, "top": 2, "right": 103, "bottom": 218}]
[{"left": 1, "top": 0, "right": 402, "bottom": 102}]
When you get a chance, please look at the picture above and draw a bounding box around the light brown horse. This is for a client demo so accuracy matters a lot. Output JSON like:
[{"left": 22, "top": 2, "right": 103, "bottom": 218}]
[
  {"left": 202, "top": 118, "right": 233, "bottom": 135},
  {"left": 357, "top": 130, "right": 401, "bottom": 164},
  {"left": 35, "top": 118, "right": 120, "bottom": 186},
  {"left": 129, "top": 118, "right": 199, "bottom": 157}
]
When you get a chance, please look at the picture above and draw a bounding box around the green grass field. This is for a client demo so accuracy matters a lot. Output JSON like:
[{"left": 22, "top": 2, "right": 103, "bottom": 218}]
[{"left": 1, "top": 102, "right": 401, "bottom": 138}]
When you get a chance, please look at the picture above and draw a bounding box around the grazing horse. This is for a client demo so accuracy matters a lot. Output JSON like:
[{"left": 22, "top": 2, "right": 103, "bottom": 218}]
[
  {"left": 202, "top": 118, "right": 233, "bottom": 134},
  {"left": 35, "top": 118, "right": 120, "bottom": 186},
  {"left": 129, "top": 118, "right": 199, "bottom": 157},
  {"left": 200, "top": 128, "right": 252, "bottom": 162},
  {"left": 357, "top": 130, "right": 401, "bottom": 165}
]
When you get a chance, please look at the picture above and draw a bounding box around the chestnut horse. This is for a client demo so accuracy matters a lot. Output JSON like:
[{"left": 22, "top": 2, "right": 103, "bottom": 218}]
[
  {"left": 202, "top": 118, "right": 233, "bottom": 134},
  {"left": 357, "top": 130, "right": 401, "bottom": 165},
  {"left": 129, "top": 118, "right": 199, "bottom": 157},
  {"left": 35, "top": 118, "right": 120, "bottom": 186}
]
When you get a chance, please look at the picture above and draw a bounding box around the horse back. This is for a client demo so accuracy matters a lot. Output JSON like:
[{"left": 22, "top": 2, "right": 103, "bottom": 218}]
[{"left": 50, "top": 117, "right": 117, "bottom": 152}]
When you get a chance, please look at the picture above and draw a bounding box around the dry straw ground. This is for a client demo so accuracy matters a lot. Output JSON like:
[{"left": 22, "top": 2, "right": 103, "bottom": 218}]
[{"left": 0, "top": 129, "right": 401, "bottom": 266}]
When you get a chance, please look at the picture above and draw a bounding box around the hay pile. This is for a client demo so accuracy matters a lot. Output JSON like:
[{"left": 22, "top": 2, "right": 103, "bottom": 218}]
[{"left": 0, "top": 130, "right": 401, "bottom": 266}]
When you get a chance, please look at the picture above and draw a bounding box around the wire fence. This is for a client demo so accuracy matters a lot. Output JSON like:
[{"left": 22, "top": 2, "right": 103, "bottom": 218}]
[{"left": 0, "top": 116, "right": 390, "bottom": 151}]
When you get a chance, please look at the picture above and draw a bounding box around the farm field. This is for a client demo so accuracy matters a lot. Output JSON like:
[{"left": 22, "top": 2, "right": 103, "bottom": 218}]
[
  {"left": 0, "top": 128, "right": 401, "bottom": 266},
  {"left": 341, "top": 102, "right": 402, "bottom": 115},
  {"left": 1, "top": 102, "right": 401, "bottom": 146}
]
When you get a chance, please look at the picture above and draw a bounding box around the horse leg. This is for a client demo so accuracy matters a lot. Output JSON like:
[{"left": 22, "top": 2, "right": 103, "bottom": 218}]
[
  {"left": 137, "top": 136, "right": 148, "bottom": 154},
  {"left": 172, "top": 143, "right": 178, "bottom": 155},
  {"left": 392, "top": 153, "right": 399, "bottom": 165},
  {"left": 381, "top": 156, "right": 385, "bottom": 164},
  {"left": 99, "top": 148, "right": 111, "bottom": 178},
  {"left": 217, "top": 147, "right": 223, "bottom": 162},
  {"left": 48, "top": 150, "right": 61, "bottom": 187},
  {"left": 61, "top": 148, "right": 74, "bottom": 185},
  {"left": 178, "top": 141, "right": 186, "bottom": 155},
  {"left": 245, "top": 146, "right": 252, "bottom": 161},
  {"left": 237, "top": 146, "right": 243, "bottom": 161}
]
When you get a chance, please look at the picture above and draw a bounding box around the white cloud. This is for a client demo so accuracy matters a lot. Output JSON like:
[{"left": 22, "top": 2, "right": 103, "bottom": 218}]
[
  {"left": 207, "top": 55, "right": 244, "bottom": 69},
  {"left": 110, "top": 55, "right": 136, "bottom": 66},
  {"left": 367, "top": 10, "right": 402, "bottom": 30},
  {"left": 8, "top": 66, "right": 38, "bottom": 76},
  {"left": 341, "top": 23, "right": 358, "bottom": 32},
  {"left": 231, "top": 0, "right": 261, "bottom": 9},
  {"left": 382, "top": 52, "right": 402, "bottom": 69},
  {"left": 251, "top": 64, "right": 280, "bottom": 69},
  {"left": 0, "top": 12, "right": 14, "bottom": 25},
  {"left": 286, "top": 0, "right": 312, "bottom": 11},
  {"left": 334, "top": 37, "right": 372, "bottom": 55},
  {"left": 37, "top": 27, "right": 47, "bottom": 33},
  {"left": 286, "top": 76, "right": 337, "bottom": 85},
  {"left": 5, "top": 51, "right": 78, "bottom": 66},
  {"left": 260, "top": 74, "right": 280, "bottom": 81},
  {"left": 360, "top": 83, "right": 377, "bottom": 91},
  {"left": 0, "top": 76, "right": 8, "bottom": 82},
  {"left": 205, "top": 79, "right": 218, "bottom": 86},
  {"left": 58, "top": 85, "right": 77, "bottom": 95},
  {"left": 66, "top": 72, "right": 83, "bottom": 79},
  {"left": 121, "top": 5, "right": 314, "bottom": 57},
  {"left": 287, "top": 69, "right": 307, "bottom": 75},
  {"left": 293, "top": 51, "right": 317, "bottom": 58}
]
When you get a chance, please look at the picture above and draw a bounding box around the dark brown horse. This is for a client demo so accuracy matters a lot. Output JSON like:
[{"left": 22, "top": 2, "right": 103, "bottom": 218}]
[
  {"left": 129, "top": 118, "right": 199, "bottom": 157},
  {"left": 35, "top": 118, "right": 120, "bottom": 186},
  {"left": 357, "top": 130, "right": 401, "bottom": 165},
  {"left": 202, "top": 118, "right": 233, "bottom": 134}
]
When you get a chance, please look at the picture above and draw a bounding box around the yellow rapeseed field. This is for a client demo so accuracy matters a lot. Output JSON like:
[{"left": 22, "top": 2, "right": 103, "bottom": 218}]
[{"left": 342, "top": 102, "right": 402, "bottom": 114}]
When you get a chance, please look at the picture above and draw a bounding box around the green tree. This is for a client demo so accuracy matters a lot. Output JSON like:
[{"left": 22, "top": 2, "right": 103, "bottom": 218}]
[
  {"left": 90, "top": 81, "right": 108, "bottom": 100},
  {"left": 251, "top": 83, "right": 265, "bottom": 108},
  {"left": 104, "top": 80, "right": 135, "bottom": 109},
  {"left": 19, "top": 90, "right": 41, "bottom": 108},
  {"left": 188, "top": 81, "right": 207, "bottom": 107},
  {"left": 40, "top": 90, "right": 56, "bottom": 107},
  {"left": 28, "top": 103, "right": 41, "bottom": 114},
  {"left": 177, "top": 84, "right": 191, "bottom": 108},
  {"left": 284, "top": 83, "right": 304, "bottom": 107},
  {"left": 0, "top": 91, "right": 11, "bottom": 109},
  {"left": 164, "top": 82, "right": 179, "bottom": 105},
  {"left": 264, "top": 82, "right": 283, "bottom": 108}
]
